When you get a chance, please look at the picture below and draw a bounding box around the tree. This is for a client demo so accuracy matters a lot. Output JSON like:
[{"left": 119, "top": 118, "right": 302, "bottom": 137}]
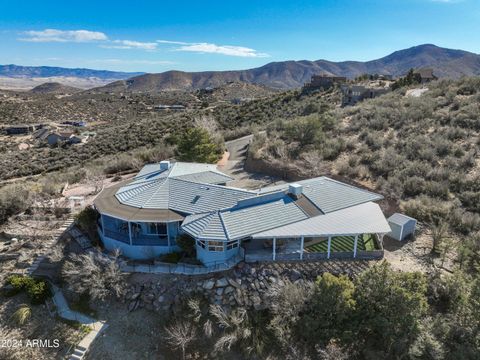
[
  {"left": 62, "top": 250, "right": 125, "bottom": 301},
  {"left": 175, "top": 127, "right": 222, "bottom": 163},
  {"left": 301, "top": 273, "right": 356, "bottom": 347},
  {"left": 165, "top": 319, "right": 198, "bottom": 360},
  {"left": 353, "top": 262, "right": 428, "bottom": 358}
]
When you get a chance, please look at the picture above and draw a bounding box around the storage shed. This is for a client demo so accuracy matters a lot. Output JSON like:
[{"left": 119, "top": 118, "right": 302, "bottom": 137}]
[{"left": 387, "top": 213, "right": 417, "bottom": 241}]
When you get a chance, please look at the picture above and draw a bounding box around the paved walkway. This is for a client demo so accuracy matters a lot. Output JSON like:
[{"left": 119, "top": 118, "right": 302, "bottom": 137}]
[{"left": 49, "top": 284, "right": 108, "bottom": 360}]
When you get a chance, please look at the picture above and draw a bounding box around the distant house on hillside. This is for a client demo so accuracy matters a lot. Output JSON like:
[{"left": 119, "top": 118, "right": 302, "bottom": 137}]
[
  {"left": 341, "top": 85, "right": 390, "bottom": 106},
  {"left": 5, "top": 124, "right": 44, "bottom": 135},
  {"left": 62, "top": 120, "right": 87, "bottom": 127},
  {"left": 154, "top": 104, "right": 185, "bottom": 111},
  {"left": 413, "top": 68, "right": 437, "bottom": 83},
  {"left": 41, "top": 131, "right": 82, "bottom": 146},
  {"left": 303, "top": 74, "right": 347, "bottom": 91}
]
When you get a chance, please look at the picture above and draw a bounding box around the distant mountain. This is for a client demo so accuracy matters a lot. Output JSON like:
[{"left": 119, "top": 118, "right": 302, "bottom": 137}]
[
  {"left": 94, "top": 44, "right": 480, "bottom": 92},
  {"left": 0, "top": 64, "right": 143, "bottom": 80},
  {"left": 29, "top": 82, "right": 82, "bottom": 94}
]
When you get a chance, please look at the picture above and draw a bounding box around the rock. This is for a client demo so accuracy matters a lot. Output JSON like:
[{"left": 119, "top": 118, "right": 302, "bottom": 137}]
[
  {"left": 203, "top": 280, "right": 215, "bottom": 290},
  {"left": 290, "top": 270, "right": 302, "bottom": 281},
  {"left": 131, "top": 292, "right": 140, "bottom": 300},
  {"left": 215, "top": 278, "right": 229, "bottom": 288},
  {"left": 216, "top": 287, "right": 224, "bottom": 296},
  {"left": 228, "top": 278, "right": 241, "bottom": 289},
  {"left": 224, "top": 286, "right": 234, "bottom": 295}
]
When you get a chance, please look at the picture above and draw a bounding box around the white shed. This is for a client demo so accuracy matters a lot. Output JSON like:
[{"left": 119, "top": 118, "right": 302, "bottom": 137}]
[{"left": 387, "top": 213, "right": 417, "bottom": 241}]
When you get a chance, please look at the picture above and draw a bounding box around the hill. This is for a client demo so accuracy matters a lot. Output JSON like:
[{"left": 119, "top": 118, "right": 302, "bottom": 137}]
[
  {"left": 29, "top": 82, "right": 82, "bottom": 94},
  {"left": 94, "top": 44, "right": 480, "bottom": 92}
]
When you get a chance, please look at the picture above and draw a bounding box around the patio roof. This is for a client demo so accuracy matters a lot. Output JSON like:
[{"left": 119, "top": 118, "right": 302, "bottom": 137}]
[{"left": 251, "top": 202, "right": 391, "bottom": 239}]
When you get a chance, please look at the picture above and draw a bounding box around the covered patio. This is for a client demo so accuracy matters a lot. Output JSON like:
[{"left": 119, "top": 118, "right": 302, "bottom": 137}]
[{"left": 245, "top": 202, "right": 391, "bottom": 262}]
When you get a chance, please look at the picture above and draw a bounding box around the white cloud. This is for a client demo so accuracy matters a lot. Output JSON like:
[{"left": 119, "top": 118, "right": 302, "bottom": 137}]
[
  {"left": 20, "top": 29, "right": 108, "bottom": 42},
  {"left": 157, "top": 39, "right": 269, "bottom": 58},
  {"left": 102, "top": 40, "right": 158, "bottom": 50},
  {"left": 89, "top": 59, "right": 173, "bottom": 65}
]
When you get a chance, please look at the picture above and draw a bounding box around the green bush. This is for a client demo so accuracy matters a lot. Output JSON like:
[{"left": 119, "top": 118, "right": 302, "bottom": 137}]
[
  {"left": 176, "top": 234, "right": 196, "bottom": 257},
  {"left": 6, "top": 275, "right": 52, "bottom": 304},
  {"left": 160, "top": 252, "right": 182, "bottom": 264}
]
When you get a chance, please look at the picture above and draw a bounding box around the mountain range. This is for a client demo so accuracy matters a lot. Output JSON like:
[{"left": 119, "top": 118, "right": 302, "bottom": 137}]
[{"left": 1, "top": 44, "right": 480, "bottom": 91}]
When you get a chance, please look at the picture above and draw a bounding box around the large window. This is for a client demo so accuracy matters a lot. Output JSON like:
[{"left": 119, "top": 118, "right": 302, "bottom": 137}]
[
  {"left": 146, "top": 222, "right": 167, "bottom": 235},
  {"left": 208, "top": 241, "right": 224, "bottom": 252},
  {"left": 226, "top": 240, "right": 238, "bottom": 250}
]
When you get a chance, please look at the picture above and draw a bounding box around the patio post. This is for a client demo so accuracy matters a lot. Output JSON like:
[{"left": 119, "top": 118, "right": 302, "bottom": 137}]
[
  {"left": 300, "top": 236, "right": 304, "bottom": 260},
  {"left": 353, "top": 234, "right": 358, "bottom": 258},
  {"left": 128, "top": 221, "right": 133, "bottom": 245},
  {"left": 167, "top": 222, "right": 171, "bottom": 249},
  {"left": 100, "top": 214, "right": 105, "bottom": 237},
  {"left": 327, "top": 236, "right": 331, "bottom": 259},
  {"left": 272, "top": 237, "right": 276, "bottom": 261}
]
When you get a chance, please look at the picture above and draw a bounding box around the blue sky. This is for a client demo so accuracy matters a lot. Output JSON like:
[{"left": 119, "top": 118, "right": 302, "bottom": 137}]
[{"left": 0, "top": 0, "right": 478, "bottom": 73}]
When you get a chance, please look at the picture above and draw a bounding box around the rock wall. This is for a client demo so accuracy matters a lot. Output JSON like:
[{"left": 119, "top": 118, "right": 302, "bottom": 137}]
[{"left": 123, "top": 260, "right": 373, "bottom": 313}]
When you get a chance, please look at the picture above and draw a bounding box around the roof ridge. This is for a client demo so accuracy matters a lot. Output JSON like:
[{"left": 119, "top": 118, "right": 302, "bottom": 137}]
[
  {"left": 217, "top": 211, "right": 230, "bottom": 241},
  {"left": 139, "top": 178, "right": 170, "bottom": 209},
  {"left": 169, "top": 177, "right": 255, "bottom": 194}
]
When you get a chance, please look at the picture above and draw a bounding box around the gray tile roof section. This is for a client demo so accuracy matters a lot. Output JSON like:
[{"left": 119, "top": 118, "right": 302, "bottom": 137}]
[
  {"left": 182, "top": 195, "right": 310, "bottom": 241},
  {"left": 388, "top": 213, "right": 417, "bottom": 226},
  {"left": 116, "top": 178, "right": 254, "bottom": 214},
  {"left": 252, "top": 202, "right": 391, "bottom": 239},
  {"left": 258, "top": 177, "right": 383, "bottom": 213}
]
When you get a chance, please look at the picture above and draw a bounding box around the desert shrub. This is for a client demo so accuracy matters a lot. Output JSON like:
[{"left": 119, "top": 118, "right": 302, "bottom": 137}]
[
  {"left": 0, "top": 183, "right": 31, "bottom": 225},
  {"left": 62, "top": 250, "right": 125, "bottom": 301},
  {"left": 6, "top": 275, "right": 51, "bottom": 304},
  {"left": 176, "top": 234, "right": 196, "bottom": 257},
  {"left": 75, "top": 206, "right": 99, "bottom": 239},
  {"left": 161, "top": 252, "right": 182, "bottom": 264}
]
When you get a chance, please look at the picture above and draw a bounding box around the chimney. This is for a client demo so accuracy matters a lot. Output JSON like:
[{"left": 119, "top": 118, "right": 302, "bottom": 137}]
[
  {"left": 160, "top": 160, "right": 171, "bottom": 171},
  {"left": 288, "top": 183, "right": 303, "bottom": 198}
]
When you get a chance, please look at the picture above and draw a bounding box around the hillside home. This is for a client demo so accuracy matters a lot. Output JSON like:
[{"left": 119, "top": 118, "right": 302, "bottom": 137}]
[
  {"left": 303, "top": 74, "right": 347, "bottom": 91},
  {"left": 5, "top": 123, "right": 44, "bottom": 135},
  {"left": 413, "top": 68, "right": 437, "bottom": 83},
  {"left": 341, "top": 85, "right": 390, "bottom": 106},
  {"left": 93, "top": 161, "right": 391, "bottom": 266}
]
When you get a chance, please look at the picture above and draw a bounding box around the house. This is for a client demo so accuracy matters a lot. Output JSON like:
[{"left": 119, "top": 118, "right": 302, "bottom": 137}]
[
  {"left": 45, "top": 131, "right": 82, "bottom": 146},
  {"left": 62, "top": 121, "right": 87, "bottom": 127},
  {"left": 93, "top": 161, "right": 391, "bottom": 266},
  {"left": 5, "top": 124, "right": 44, "bottom": 135},
  {"left": 154, "top": 104, "right": 185, "bottom": 111},
  {"left": 413, "top": 68, "right": 437, "bottom": 83},
  {"left": 303, "top": 74, "right": 347, "bottom": 91},
  {"left": 341, "top": 85, "right": 390, "bottom": 106}
]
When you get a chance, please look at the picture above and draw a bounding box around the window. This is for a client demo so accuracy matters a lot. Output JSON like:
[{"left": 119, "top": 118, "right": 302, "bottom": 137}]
[
  {"left": 226, "top": 240, "right": 238, "bottom": 250},
  {"left": 147, "top": 222, "right": 167, "bottom": 235},
  {"left": 197, "top": 239, "right": 207, "bottom": 249},
  {"left": 208, "top": 241, "right": 224, "bottom": 252}
]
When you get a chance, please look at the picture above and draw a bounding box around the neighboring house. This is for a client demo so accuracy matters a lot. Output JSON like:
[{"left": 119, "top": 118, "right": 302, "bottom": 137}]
[
  {"left": 341, "top": 85, "right": 390, "bottom": 106},
  {"left": 303, "top": 74, "right": 347, "bottom": 91},
  {"left": 154, "top": 104, "right": 185, "bottom": 111},
  {"left": 45, "top": 131, "right": 82, "bottom": 146},
  {"left": 5, "top": 124, "right": 44, "bottom": 135},
  {"left": 413, "top": 68, "right": 437, "bottom": 83},
  {"left": 62, "top": 121, "right": 87, "bottom": 127},
  {"left": 93, "top": 161, "right": 391, "bottom": 266}
]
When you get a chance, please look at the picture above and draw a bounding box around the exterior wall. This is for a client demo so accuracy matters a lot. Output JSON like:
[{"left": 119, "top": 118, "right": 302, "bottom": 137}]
[
  {"left": 401, "top": 220, "right": 416, "bottom": 240},
  {"left": 195, "top": 242, "right": 240, "bottom": 266},
  {"left": 388, "top": 222, "right": 403, "bottom": 241}
]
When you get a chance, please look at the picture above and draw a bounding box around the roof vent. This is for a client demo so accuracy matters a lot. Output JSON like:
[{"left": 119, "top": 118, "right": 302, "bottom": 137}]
[
  {"left": 160, "top": 160, "right": 171, "bottom": 171},
  {"left": 288, "top": 183, "right": 303, "bottom": 198}
]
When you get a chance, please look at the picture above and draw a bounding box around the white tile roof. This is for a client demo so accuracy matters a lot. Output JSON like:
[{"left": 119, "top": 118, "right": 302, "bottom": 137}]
[
  {"left": 258, "top": 177, "right": 383, "bottom": 213},
  {"left": 251, "top": 202, "right": 391, "bottom": 239},
  {"left": 182, "top": 194, "right": 310, "bottom": 241}
]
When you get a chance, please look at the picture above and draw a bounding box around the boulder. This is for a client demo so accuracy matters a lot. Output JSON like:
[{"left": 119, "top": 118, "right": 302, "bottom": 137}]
[
  {"left": 203, "top": 280, "right": 215, "bottom": 290},
  {"left": 215, "top": 278, "right": 229, "bottom": 288}
]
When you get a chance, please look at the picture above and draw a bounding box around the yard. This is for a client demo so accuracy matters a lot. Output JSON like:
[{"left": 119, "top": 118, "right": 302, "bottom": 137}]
[{"left": 305, "top": 234, "right": 378, "bottom": 253}]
